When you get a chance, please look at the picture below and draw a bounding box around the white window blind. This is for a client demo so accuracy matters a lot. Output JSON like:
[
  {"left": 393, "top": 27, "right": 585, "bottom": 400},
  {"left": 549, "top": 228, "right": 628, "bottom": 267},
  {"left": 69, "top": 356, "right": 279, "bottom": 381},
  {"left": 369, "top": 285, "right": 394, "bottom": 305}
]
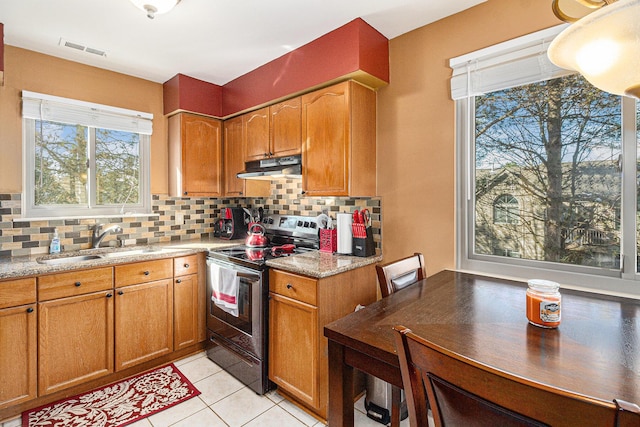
[
  {"left": 21, "top": 91, "right": 153, "bottom": 135},
  {"left": 449, "top": 24, "right": 574, "bottom": 100}
]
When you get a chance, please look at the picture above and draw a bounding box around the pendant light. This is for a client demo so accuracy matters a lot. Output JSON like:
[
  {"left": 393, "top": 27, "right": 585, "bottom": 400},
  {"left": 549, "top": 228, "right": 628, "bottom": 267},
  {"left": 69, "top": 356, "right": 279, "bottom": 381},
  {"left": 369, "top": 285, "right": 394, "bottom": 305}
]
[
  {"left": 129, "top": 0, "right": 181, "bottom": 19},
  {"left": 547, "top": 0, "right": 640, "bottom": 98}
]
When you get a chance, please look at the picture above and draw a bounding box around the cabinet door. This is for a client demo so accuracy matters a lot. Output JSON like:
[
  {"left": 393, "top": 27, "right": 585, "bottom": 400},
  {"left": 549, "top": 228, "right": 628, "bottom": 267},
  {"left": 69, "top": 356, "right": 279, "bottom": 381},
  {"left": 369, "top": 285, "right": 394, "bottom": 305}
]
[
  {"left": 244, "top": 107, "right": 270, "bottom": 161},
  {"left": 115, "top": 279, "right": 173, "bottom": 371},
  {"left": 173, "top": 273, "right": 198, "bottom": 350},
  {"left": 302, "top": 82, "right": 351, "bottom": 196},
  {"left": 269, "top": 293, "right": 319, "bottom": 409},
  {"left": 38, "top": 291, "right": 114, "bottom": 395},
  {"left": 270, "top": 97, "right": 301, "bottom": 157},
  {"left": 223, "top": 116, "right": 245, "bottom": 197},
  {"left": 0, "top": 304, "right": 37, "bottom": 409},
  {"left": 182, "top": 114, "right": 223, "bottom": 196}
]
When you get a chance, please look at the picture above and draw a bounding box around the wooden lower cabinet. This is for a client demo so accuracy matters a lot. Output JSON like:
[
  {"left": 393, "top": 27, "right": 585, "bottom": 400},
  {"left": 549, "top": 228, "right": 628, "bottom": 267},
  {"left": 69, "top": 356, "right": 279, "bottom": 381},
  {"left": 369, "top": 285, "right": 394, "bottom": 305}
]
[
  {"left": 269, "top": 293, "right": 319, "bottom": 408},
  {"left": 268, "top": 265, "right": 377, "bottom": 419},
  {"left": 115, "top": 279, "right": 173, "bottom": 371},
  {"left": 173, "top": 253, "right": 203, "bottom": 350},
  {"left": 0, "top": 253, "right": 206, "bottom": 420},
  {"left": 38, "top": 290, "right": 114, "bottom": 395},
  {"left": 0, "top": 277, "right": 37, "bottom": 410}
]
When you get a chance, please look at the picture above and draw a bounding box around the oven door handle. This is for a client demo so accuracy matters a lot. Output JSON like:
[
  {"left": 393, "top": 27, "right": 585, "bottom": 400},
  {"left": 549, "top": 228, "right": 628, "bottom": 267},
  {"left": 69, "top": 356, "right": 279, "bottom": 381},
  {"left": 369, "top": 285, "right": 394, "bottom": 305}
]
[{"left": 206, "top": 257, "right": 262, "bottom": 279}]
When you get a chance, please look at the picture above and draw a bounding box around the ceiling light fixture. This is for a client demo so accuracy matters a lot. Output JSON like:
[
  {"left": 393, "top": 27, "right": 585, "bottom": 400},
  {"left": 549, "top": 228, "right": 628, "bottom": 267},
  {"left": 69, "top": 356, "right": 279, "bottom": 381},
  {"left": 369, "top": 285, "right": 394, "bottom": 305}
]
[
  {"left": 548, "top": 0, "right": 640, "bottom": 98},
  {"left": 129, "top": 0, "right": 181, "bottom": 19}
]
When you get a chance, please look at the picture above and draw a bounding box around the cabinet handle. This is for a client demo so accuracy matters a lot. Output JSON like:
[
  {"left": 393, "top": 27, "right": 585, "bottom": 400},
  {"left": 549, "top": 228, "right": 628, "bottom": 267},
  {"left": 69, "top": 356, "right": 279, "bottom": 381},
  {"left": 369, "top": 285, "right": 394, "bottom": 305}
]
[
  {"left": 184, "top": 263, "right": 189, "bottom": 268},
  {"left": 239, "top": 192, "right": 243, "bottom": 195},
  {"left": 106, "top": 293, "right": 113, "bottom": 298},
  {"left": 269, "top": 152, "right": 274, "bottom": 156},
  {"left": 176, "top": 279, "right": 182, "bottom": 283},
  {"left": 75, "top": 281, "right": 81, "bottom": 287},
  {"left": 144, "top": 271, "right": 150, "bottom": 276},
  {"left": 118, "top": 290, "right": 124, "bottom": 295},
  {"left": 286, "top": 283, "right": 293, "bottom": 289},
  {"left": 301, "top": 190, "right": 306, "bottom": 195},
  {"left": 26, "top": 307, "right": 34, "bottom": 313},
  {"left": 184, "top": 191, "right": 188, "bottom": 195}
]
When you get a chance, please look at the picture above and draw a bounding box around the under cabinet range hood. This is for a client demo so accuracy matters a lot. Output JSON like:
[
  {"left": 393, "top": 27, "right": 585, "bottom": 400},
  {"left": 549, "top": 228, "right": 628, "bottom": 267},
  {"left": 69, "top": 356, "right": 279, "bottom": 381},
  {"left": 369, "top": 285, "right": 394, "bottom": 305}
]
[{"left": 237, "top": 155, "right": 302, "bottom": 180}]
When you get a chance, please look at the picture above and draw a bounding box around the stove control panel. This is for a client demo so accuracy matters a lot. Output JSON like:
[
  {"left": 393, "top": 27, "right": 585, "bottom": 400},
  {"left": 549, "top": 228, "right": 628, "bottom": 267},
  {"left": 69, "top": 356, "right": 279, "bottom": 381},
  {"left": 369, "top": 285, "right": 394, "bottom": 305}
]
[{"left": 261, "top": 214, "right": 319, "bottom": 238}]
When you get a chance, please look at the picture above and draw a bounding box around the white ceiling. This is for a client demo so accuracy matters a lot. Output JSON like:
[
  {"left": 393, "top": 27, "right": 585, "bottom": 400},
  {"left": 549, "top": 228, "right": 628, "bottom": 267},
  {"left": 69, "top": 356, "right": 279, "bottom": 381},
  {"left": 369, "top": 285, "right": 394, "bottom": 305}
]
[{"left": 0, "top": 0, "right": 485, "bottom": 86}]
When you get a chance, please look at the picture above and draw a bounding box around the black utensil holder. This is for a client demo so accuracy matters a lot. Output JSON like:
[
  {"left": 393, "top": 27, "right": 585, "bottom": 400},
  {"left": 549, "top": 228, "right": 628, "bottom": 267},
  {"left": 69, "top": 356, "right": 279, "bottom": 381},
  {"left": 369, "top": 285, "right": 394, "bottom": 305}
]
[{"left": 353, "top": 227, "right": 375, "bottom": 257}]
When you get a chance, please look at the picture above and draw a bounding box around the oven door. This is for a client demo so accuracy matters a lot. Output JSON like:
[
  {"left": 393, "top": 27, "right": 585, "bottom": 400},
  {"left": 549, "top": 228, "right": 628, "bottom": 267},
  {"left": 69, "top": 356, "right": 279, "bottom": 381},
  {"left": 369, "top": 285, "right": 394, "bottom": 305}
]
[{"left": 206, "top": 257, "right": 266, "bottom": 359}]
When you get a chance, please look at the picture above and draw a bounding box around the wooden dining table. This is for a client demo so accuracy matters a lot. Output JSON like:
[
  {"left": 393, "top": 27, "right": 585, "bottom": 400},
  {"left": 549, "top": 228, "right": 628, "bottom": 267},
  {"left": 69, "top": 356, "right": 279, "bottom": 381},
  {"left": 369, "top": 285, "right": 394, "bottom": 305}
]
[{"left": 323, "top": 270, "right": 640, "bottom": 427}]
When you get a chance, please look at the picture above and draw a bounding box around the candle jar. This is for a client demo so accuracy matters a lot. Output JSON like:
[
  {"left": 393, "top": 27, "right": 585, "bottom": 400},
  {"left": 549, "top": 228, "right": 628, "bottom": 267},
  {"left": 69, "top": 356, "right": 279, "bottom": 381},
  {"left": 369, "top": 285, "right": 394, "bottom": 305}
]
[{"left": 526, "top": 279, "right": 561, "bottom": 328}]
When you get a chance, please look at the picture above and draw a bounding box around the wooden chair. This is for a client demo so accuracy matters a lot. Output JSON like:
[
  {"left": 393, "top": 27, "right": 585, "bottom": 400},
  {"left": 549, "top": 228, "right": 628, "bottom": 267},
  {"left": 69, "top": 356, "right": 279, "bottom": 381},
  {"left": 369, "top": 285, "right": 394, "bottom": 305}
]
[
  {"left": 368, "top": 254, "right": 425, "bottom": 427},
  {"left": 376, "top": 253, "right": 425, "bottom": 298},
  {"left": 393, "top": 325, "right": 633, "bottom": 427}
]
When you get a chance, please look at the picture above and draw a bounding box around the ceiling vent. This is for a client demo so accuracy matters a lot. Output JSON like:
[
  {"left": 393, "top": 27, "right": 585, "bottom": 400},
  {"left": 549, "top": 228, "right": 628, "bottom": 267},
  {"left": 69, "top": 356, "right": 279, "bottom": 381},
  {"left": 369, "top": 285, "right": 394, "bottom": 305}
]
[{"left": 59, "top": 38, "right": 107, "bottom": 57}]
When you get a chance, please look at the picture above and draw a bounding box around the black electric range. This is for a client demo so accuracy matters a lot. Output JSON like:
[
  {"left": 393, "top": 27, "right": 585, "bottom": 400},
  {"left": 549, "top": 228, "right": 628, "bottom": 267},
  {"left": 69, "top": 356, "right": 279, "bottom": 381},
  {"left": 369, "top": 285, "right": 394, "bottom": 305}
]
[{"left": 208, "top": 214, "right": 321, "bottom": 269}]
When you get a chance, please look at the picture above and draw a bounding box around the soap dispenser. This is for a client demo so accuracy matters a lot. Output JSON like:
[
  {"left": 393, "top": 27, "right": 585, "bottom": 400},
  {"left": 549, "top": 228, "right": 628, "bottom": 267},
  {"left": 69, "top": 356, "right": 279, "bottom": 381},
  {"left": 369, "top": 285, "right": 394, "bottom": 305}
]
[{"left": 49, "top": 228, "right": 61, "bottom": 254}]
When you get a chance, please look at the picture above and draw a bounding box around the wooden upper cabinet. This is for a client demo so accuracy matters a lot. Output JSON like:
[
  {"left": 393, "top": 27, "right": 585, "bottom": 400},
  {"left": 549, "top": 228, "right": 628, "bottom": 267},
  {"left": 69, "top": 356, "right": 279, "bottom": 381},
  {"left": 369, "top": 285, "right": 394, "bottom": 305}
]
[
  {"left": 244, "top": 98, "right": 302, "bottom": 162},
  {"left": 270, "top": 97, "right": 302, "bottom": 158},
  {"left": 302, "top": 81, "right": 376, "bottom": 197},
  {"left": 244, "top": 107, "right": 270, "bottom": 161},
  {"left": 168, "top": 113, "right": 223, "bottom": 197},
  {"left": 223, "top": 116, "right": 245, "bottom": 197}
]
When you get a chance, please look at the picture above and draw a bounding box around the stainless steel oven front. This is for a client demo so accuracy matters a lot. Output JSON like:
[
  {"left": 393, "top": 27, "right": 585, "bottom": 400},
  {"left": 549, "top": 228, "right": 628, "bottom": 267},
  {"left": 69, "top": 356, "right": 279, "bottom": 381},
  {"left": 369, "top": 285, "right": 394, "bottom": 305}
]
[{"left": 205, "top": 256, "right": 270, "bottom": 394}]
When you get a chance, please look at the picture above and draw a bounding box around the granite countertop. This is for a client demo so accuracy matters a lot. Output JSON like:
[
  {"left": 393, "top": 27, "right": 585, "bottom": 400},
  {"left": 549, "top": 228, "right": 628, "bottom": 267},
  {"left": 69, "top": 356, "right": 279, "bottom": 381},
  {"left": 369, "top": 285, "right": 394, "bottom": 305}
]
[
  {"left": 266, "top": 250, "right": 382, "bottom": 279},
  {"left": 0, "top": 237, "right": 381, "bottom": 281},
  {"left": 0, "top": 237, "right": 244, "bottom": 280}
]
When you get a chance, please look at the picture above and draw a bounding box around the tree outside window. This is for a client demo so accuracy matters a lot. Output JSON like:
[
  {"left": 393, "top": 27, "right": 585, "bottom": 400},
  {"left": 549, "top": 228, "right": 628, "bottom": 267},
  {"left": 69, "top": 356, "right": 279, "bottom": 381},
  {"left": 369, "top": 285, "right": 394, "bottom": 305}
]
[{"left": 474, "top": 74, "right": 622, "bottom": 269}]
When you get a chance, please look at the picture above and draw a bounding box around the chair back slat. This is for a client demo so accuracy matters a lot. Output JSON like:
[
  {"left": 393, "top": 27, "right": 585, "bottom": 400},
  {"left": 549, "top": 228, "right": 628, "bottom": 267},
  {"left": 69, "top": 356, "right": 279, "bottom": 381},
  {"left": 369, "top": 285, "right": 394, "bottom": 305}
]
[
  {"left": 393, "top": 325, "right": 622, "bottom": 427},
  {"left": 376, "top": 253, "right": 425, "bottom": 297}
]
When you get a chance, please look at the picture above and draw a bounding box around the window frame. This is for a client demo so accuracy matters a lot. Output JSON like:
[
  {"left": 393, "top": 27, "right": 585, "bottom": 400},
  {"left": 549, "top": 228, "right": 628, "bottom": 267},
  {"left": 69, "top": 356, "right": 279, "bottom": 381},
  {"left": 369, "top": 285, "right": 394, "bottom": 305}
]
[
  {"left": 456, "top": 92, "right": 640, "bottom": 297},
  {"left": 22, "top": 93, "right": 152, "bottom": 219}
]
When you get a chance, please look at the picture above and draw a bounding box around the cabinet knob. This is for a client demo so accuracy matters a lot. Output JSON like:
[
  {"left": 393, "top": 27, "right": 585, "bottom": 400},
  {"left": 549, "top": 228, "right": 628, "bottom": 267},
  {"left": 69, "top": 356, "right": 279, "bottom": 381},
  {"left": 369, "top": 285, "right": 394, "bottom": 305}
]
[
  {"left": 144, "top": 271, "right": 150, "bottom": 276},
  {"left": 106, "top": 293, "right": 113, "bottom": 298},
  {"left": 184, "top": 263, "right": 189, "bottom": 268},
  {"left": 176, "top": 279, "right": 182, "bottom": 283},
  {"left": 118, "top": 290, "right": 124, "bottom": 295},
  {"left": 269, "top": 152, "right": 274, "bottom": 156},
  {"left": 301, "top": 190, "right": 306, "bottom": 195},
  {"left": 286, "top": 283, "right": 293, "bottom": 289},
  {"left": 75, "top": 281, "right": 81, "bottom": 287},
  {"left": 26, "top": 307, "right": 34, "bottom": 313},
  {"left": 184, "top": 191, "right": 188, "bottom": 195}
]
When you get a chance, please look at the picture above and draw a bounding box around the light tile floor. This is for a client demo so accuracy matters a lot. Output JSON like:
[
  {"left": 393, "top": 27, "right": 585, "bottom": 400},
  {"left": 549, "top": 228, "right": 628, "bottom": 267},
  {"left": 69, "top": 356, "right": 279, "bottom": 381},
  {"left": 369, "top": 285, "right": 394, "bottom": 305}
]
[{"left": 1, "top": 351, "right": 411, "bottom": 427}]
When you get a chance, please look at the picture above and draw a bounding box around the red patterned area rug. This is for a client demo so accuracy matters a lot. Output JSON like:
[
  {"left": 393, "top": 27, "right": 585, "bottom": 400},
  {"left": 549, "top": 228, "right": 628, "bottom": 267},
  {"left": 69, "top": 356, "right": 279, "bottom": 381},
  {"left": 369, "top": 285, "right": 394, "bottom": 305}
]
[{"left": 23, "top": 363, "right": 200, "bottom": 427}]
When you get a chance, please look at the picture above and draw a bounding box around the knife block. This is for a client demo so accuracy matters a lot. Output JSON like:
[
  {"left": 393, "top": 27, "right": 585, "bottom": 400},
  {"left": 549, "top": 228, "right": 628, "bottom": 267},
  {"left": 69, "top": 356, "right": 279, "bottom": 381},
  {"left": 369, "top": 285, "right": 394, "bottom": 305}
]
[{"left": 353, "top": 227, "right": 375, "bottom": 257}]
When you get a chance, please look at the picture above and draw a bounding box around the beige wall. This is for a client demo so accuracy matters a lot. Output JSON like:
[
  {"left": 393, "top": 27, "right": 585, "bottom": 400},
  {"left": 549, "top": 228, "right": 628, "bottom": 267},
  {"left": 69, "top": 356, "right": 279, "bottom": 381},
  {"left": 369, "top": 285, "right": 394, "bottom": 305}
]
[
  {"left": 0, "top": 46, "right": 168, "bottom": 194},
  {"left": 377, "top": 0, "right": 560, "bottom": 274}
]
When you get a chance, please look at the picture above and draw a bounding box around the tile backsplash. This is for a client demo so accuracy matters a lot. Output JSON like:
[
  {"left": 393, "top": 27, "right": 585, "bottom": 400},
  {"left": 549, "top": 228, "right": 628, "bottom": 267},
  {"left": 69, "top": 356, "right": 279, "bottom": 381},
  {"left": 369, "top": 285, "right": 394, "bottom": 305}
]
[{"left": 0, "top": 180, "right": 381, "bottom": 258}]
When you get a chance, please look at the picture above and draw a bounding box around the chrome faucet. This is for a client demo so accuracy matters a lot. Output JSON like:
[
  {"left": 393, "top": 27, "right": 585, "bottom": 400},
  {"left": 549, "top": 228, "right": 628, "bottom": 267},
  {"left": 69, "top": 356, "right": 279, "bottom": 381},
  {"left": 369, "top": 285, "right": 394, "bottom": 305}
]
[{"left": 91, "top": 223, "right": 123, "bottom": 248}]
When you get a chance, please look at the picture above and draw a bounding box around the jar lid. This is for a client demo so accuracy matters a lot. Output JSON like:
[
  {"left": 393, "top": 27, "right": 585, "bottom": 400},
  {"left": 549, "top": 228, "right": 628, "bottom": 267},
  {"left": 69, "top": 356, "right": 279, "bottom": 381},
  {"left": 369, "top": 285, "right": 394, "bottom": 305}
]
[{"left": 527, "top": 279, "right": 560, "bottom": 292}]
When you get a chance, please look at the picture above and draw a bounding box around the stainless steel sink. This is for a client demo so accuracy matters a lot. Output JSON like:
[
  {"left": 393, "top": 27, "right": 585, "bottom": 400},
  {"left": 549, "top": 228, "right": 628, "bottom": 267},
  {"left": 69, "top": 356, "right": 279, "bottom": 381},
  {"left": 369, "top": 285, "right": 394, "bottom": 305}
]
[
  {"left": 36, "top": 247, "right": 186, "bottom": 265},
  {"left": 100, "top": 247, "right": 184, "bottom": 258},
  {"left": 37, "top": 254, "right": 103, "bottom": 265}
]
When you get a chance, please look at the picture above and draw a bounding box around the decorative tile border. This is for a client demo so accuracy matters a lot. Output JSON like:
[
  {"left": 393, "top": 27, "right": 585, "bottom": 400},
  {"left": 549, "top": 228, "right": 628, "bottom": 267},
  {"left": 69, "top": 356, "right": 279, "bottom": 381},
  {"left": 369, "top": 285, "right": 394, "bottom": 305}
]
[{"left": 0, "top": 180, "right": 381, "bottom": 258}]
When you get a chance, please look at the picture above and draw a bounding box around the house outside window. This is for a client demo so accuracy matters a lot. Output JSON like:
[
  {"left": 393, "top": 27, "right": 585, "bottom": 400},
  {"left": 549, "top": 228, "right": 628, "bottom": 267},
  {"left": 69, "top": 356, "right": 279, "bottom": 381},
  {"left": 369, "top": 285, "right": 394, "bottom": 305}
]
[
  {"left": 22, "top": 92, "right": 152, "bottom": 218},
  {"left": 452, "top": 26, "right": 640, "bottom": 296}
]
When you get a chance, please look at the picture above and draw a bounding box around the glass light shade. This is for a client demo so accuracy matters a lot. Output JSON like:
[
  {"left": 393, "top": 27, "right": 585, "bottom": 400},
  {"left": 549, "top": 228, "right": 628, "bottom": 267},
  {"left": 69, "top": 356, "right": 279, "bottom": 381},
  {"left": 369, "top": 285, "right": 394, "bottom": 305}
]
[
  {"left": 129, "top": 0, "right": 180, "bottom": 19},
  {"left": 548, "top": 0, "right": 640, "bottom": 98}
]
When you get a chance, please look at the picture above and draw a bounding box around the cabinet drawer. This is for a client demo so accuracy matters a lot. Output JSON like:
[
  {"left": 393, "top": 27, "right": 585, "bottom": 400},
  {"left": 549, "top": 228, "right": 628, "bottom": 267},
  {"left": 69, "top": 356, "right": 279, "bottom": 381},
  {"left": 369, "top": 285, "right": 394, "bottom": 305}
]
[
  {"left": 115, "top": 259, "right": 173, "bottom": 287},
  {"left": 270, "top": 270, "right": 317, "bottom": 305},
  {"left": 174, "top": 254, "right": 198, "bottom": 277},
  {"left": 0, "top": 277, "right": 36, "bottom": 309},
  {"left": 38, "top": 268, "right": 113, "bottom": 301}
]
